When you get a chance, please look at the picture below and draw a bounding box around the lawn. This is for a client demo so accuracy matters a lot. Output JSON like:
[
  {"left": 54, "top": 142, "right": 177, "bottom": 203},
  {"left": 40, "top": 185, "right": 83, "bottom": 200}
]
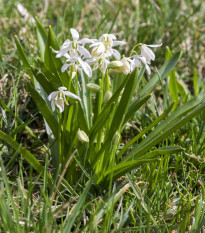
[{"left": 0, "top": 0, "right": 205, "bottom": 232}]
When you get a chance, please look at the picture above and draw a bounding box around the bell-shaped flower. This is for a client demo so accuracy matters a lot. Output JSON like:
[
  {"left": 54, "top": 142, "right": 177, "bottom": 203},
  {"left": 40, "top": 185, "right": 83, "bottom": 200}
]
[
  {"left": 48, "top": 87, "right": 81, "bottom": 113},
  {"left": 133, "top": 55, "right": 151, "bottom": 75},
  {"left": 90, "top": 33, "right": 126, "bottom": 59},
  {"left": 53, "top": 28, "right": 94, "bottom": 59},
  {"left": 140, "top": 43, "right": 162, "bottom": 64},
  {"left": 61, "top": 53, "right": 92, "bottom": 77},
  {"left": 87, "top": 53, "right": 110, "bottom": 74}
]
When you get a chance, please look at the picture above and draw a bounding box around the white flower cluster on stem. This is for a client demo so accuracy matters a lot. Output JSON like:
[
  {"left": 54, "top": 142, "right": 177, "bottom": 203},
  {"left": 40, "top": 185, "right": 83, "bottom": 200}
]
[{"left": 48, "top": 28, "right": 162, "bottom": 113}]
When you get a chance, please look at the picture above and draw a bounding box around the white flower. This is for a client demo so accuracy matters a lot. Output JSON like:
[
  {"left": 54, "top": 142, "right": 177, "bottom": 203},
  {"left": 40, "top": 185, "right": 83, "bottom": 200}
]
[
  {"left": 87, "top": 53, "right": 110, "bottom": 74},
  {"left": 61, "top": 53, "right": 92, "bottom": 77},
  {"left": 121, "top": 57, "right": 136, "bottom": 74},
  {"left": 90, "top": 33, "right": 126, "bottom": 59},
  {"left": 53, "top": 28, "right": 94, "bottom": 59},
  {"left": 133, "top": 55, "right": 151, "bottom": 75},
  {"left": 140, "top": 43, "right": 162, "bottom": 64},
  {"left": 108, "top": 57, "right": 136, "bottom": 75},
  {"left": 48, "top": 87, "right": 81, "bottom": 113}
]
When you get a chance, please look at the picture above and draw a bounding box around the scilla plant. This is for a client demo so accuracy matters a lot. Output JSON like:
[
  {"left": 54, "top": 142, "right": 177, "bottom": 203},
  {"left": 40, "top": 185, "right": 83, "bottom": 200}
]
[{"left": 1, "top": 18, "right": 205, "bottom": 190}]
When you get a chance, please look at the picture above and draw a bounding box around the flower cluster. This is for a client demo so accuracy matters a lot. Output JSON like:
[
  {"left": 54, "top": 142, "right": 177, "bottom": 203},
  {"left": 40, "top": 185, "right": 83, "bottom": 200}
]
[
  {"left": 48, "top": 28, "right": 162, "bottom": 114},
  {"left": 53, "top": 28, "right": 161, "bottom": 77}
]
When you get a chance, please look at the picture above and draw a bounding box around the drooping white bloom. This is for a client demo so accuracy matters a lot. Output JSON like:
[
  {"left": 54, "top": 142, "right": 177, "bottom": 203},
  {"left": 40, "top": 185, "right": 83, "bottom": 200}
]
[
  {"left": 87, "top": 53, "right": 110, "bottom": 74},
  {"left": 90, "top": 33, "right": 126, "bottom": 59},
  {"left": 108, "top": 57, "right": 136, "bottom": 75},
  {"left": 140, "top": 43, "right": 162, "bottom": 64},
  {"left": 61, "top": 53, "right": 92, "bottom": 77},
  {"left": 48, "top": 87, "right": 81, "bottom": 113},
  {"left": 53, "top": 28, "right": 94, "bottom": 59},
  {"left": 120, "top": 57, "right": 136, "bottom": 74},
  {"left": 133, "top": 55, "right": 151, "bottom": 75}
]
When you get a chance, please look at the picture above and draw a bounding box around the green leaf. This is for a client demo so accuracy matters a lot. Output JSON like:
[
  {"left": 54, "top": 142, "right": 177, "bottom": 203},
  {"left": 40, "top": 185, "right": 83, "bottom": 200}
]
[
  {"left": 14, "top": 35, "right": 31, "bottom": 69},
  {"left": 118, "top": 103, "right": 174, "bottom": 160},
  {"left": 123, "top": 94, "right": 151, "bottom": 125},
  {"left": 99, "top": 146, "right": 184, "bottom": 185},
  {"left": 44, "top": 27, "right": 59, "bottom": 75},
  {"left": 193, "top": 68, "right": 198, "bottom": 97},
  {"left": 37, "top": 58, "right": 62, "bottom": 87},
  {"left": 36, "top": 17, "right": 48, "bottom": 60},
  {"left": 109, "top": 69, "right": 138, "bottom": 137},
  {"left": 177, "top": 79, "right": 189, "bottom": 102},
  {"left": 89, "top": 75, "right": 129, "bottom": 139},
  {"left": 28, "top": 84, "right": 58, "bottom": 137},
  {"left": 0, "top": 130, "right": 43, "bottom": 174},
  {"left": 139, "top": 51, "right": 183, "bottom": 98},
  {"left": 166, "top": 47, "right": 179, "bottom": 108},
  {"left": 44, "top": 26, "right": 68, "bottom": 86},
  {"left": 123, "top": 98, "right": 205, "bottom": 162},
  {"left": 62, "top": 181, "right": 92, "bottom": 233}
]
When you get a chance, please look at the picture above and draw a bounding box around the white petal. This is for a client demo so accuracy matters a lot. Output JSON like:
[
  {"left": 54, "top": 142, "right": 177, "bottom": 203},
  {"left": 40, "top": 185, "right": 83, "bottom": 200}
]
[
  {"left": 90, "top": 42, "right": 101, "bottom": 48},
  {"left": 70, "top": 28, "right": 79, "bottom": 41},
  {"left": 145, "top": 64, "right": 151, "bottom": 75},
  {"left": 112, "top": 49, "right": 121, "bottom": 60},
  {"left": 141, "top": 45, "right": 155, "bottom": 61},
  {"left": 51, "top": 99, "right": 56, "bottom": 112},
  {"left": 58, "top": 87, "right": 67, "bottom": 91},
  {"left": 106, "top": 47, "right": 113, "bottom": 56},
  {"left": 61, "top": 63, "right": 70, "bottom": 72},
  {"left": 113, "top": 41, "right": 126, "bottom": 47},
  {"left": 78, "top": 59, "right": 92, "bottom": 77},
  {"left": 61, "top": 40, "right": 71, "bottom": 48},
  {"left": 147, "top": 43, "right": 162, "bottom": 47},
  {"left": 130, "top": 60, "right": 136, "bottom": 71},
  {"left": 78, "top": 38, "right": 94, "bottom": 44},
  {"left": 77, "top": 45, "right": 91, "bottom": 58},
  {"left": 133, "top": 55, "right": 142, "bottom": 67},
  {"left": 64, "top": 91, "right": 81, "bottom": 101},
  {"left": 48, "top": 91, "right": 59, "bottom": 101},
  {"left": 56, "top": 99, "right": 64, "bottom": 113},
  {"left": 86, "top": 58, "right": 96, "bottom": 64},
  {"left": 56, "top": 47, "right": 70, "bottom": 58}
]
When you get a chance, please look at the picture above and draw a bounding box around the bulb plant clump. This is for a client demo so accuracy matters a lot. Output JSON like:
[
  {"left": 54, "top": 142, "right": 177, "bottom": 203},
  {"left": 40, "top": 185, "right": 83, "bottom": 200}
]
[{"left": 9, "top": 20, "right": 205, "bottom": 190}]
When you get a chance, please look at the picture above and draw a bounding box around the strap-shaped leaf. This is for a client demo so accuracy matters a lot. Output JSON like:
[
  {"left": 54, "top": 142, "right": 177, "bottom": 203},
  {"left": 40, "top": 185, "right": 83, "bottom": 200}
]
[
  {"left": 0, "top": 130, "right": 43, "bottom": 174},
  {"left": 139, "top": 51, "right": 183, "bottom": 98},
  {"left": 118, "top": 103, "right": 174, "bottom": 160},
  {"left": 28, "top": 84, "right": 58, "bottom": 137},
  {"left": 98, "top": 146, "right": 184, "bottom": 185},
  {"left": 14, "top": 35, "right": 31, "bottom": 69},
  {"left": 123, "top": 100, "right": 205, "bottom": 161},
  {"left": 36, "top": 17, "right": 48, "bottom": 60},
  {"left": 123, "top": 94, "right": 151, "bottom": 125},
  {"left": 44, "top": 26, "right": 68, "bottom": 86},
  {"left": 62, "top": 181, "right": 92, "bottom": 233}
]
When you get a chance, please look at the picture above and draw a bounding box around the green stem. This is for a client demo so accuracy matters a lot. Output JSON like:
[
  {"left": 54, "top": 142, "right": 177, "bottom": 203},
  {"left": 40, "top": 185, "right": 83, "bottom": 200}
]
[{"left": 58, "top": 112, "right": 62, "bottom": 169}]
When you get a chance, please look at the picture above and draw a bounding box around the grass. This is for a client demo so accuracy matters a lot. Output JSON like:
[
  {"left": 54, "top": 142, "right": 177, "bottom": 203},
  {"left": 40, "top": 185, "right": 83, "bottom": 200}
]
[{"left": 0, "top": 0, "right": 205, "bottom": 232}]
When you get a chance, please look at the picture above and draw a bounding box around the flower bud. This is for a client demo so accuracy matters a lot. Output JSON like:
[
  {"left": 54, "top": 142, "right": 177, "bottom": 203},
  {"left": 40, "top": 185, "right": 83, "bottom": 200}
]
[
  {"left": 77, "top": 129, "right": 89, "bottom": 143},
  {"left": 86, "top": 83, "right": 101, "bottom": 92},
  {"left": 112, "top": 131, "right": 121, "bottom": 145},
  {"left": 104, "top": 90, "right": 112, "bottom": 103},
  {"left": 108, "top": 61, "right": 124, "bottom": 69}
]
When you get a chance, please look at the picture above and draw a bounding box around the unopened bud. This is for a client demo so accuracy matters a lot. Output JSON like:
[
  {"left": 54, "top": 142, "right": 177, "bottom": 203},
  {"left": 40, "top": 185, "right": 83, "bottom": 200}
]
[
  {"left": 86, "top": 83, "right": 101, "bottom": 92},
  {"left": 77, "top": 129, "right": 89, "bottom": 143},
  {"left": 108, "top": 61, "right": 124, "bottom": 69},
  {"left": 112, "top": 131, "right": 121, "bottom": 145},
  {"left": 104, "top": 90, "right": 112, "bottom": 103}
]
